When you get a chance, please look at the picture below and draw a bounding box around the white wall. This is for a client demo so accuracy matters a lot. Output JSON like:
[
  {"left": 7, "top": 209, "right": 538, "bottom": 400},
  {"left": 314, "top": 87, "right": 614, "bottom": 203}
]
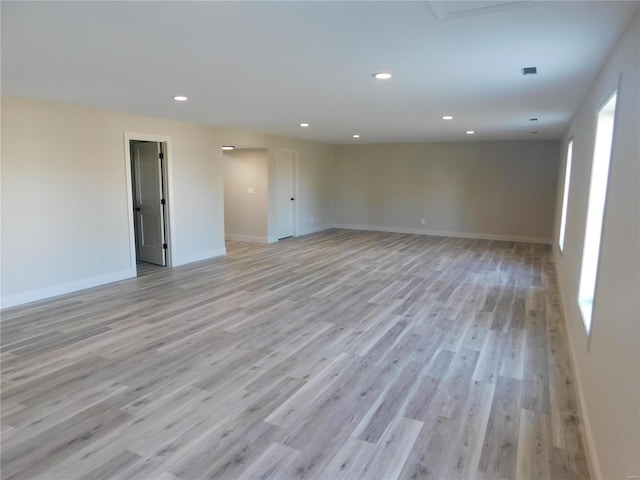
[
  {"left": 292, "top": 143, "right": 336, "bottom": 237},
  {"left": 0, "top": 97, "right": 336, "bottom": 308},
  {"left": 215, "top": 128, "right": 336, "bottom": 242},
  {"left": 1, "top": 97, "right": 224, "bottom": 307},
  {"left": 2, "top": 98, "right": 560, "bottom": 309},
  {"left": 223, "top": 149, "right": 269, "bottom": 242},
  {"left": 334, "top": 141, "right": 559, "bottom": 243},
  {"left": 552, "top": 11, "right": 639, "bottom": 480}
]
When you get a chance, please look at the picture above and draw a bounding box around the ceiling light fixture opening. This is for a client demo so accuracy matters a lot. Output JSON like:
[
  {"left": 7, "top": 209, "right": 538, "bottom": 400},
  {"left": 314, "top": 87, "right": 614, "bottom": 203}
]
[
  {"left": 529, "top": 117, "right": 538, "bottom": 121},
  {"left": 521, "top": 67, "right": 537, "bottom": 76},
  {"left": 222, "top": 146, "right": 235, "bottom": 151},
  {"left": 299, "top": 123, "right": 310, "bottom": 127},
  {"left": 442, "top": 115, "right": 454, "bottom": 120},
  {"left": 173, "top": 95, "right": 188, "bottom": 101},
  {"left": 352, "top": 134, "right": 361, "bottom": 139},
  {"left": 373, "top": 72, "right": 392, "bottom": 80},
  {"left": 466, "top": 130, "right": 475, "bottom": 135}
]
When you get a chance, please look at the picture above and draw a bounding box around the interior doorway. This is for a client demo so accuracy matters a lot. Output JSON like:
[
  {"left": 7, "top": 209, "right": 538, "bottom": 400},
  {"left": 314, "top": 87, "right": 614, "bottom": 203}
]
[
  {"left": 276, "top": 148, "right": 298, "bottom": 240},
  {"left": 130, "top": 140, "right": 167, "bottom": 266},
  {"left": 125, "top": 133, "right": 173, "bottom": 273}
]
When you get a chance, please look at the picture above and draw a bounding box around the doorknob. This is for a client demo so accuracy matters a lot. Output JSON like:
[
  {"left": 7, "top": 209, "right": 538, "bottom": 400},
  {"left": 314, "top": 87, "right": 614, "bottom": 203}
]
[{"left": 290, "top": 197, "right": 294, "bottom": 201}]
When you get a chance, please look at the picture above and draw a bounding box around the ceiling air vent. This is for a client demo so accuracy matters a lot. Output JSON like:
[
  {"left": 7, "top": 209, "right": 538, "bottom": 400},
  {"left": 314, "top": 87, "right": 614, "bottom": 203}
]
[{"left": 521, "top": 67, "right": 537, "bottom": 75}]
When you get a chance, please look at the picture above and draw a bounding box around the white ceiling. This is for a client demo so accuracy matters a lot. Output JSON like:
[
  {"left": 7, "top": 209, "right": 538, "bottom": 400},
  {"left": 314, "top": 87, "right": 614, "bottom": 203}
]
[{"left": 2, "top": 1, "right": 638, "bottom": 144}]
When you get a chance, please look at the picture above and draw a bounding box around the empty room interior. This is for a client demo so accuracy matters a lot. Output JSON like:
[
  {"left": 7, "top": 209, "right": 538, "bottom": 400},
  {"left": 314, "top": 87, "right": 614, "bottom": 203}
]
[{"left": 1, "top": 1, "right": 639, "bottom": 480}]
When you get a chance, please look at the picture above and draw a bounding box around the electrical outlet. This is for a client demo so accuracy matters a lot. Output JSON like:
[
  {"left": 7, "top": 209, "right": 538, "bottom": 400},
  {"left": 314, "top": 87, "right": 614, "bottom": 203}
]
[
  {"left": 248, "top": 187, "right": 254, "bottom": 194},
  {"left": 421, "top": 218, "right": 425, "bottom": 225}
]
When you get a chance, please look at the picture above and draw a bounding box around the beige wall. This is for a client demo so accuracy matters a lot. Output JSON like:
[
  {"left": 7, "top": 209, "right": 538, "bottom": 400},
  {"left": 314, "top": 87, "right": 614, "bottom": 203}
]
[
  {"left": 215, "top": 128, "right": 336, "bottom": 242},
  {"left": 1, "top": 97, "right": 335, "bottom": 307},
  {"left": 334, "top": 141, "right": 559, "bottom": 242},
  {"left": 0, "top": 99, "right": 561, "bottom": 308},
  {"left": 223, "top": 149, "right": 269, "bottom": 241},
  {"left": 1, "top": 96, "right": 224, "bottom": 307},
  {"left": 552, "top": 11, "right": 639, "bottom": 480}
]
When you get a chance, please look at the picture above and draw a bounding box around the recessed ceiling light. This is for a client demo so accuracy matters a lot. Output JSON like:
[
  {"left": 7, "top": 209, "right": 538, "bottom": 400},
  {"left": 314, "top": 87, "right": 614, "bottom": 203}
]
[
  {"left": 299, "top": 123, "right": 310, "bottom": 127},
  {"left": 222, "top": 146, "right": 235, "bottom": 150},
  {"left": 173, "top": 95, "right": 188, "bottom": 101},
  {"left": 373, "top": 72, "right": 392, "bottom": 80},
  {"left": 466, "top": 130, "right": 475, "bottom": 135},
  {"left": 442, "top": 115, "right": 454, "bottom": 120},
  {"left": 521, "top": 67, "right": 537, "bottom": 76},
  {"left": 353, "top": 134, "right": 361, "bottom": 139}
]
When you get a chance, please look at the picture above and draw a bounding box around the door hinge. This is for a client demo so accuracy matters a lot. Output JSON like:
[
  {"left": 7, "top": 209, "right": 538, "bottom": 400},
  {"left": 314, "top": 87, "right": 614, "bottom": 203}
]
[
  {"left": 160, "top": 198, "right": 166, "bottom": 205},
  {"left": 159, "top": 152, "right": 164, "bottom": 160},
  {"left": 163, "top": 243, "right": 168, "bottom": 250}
]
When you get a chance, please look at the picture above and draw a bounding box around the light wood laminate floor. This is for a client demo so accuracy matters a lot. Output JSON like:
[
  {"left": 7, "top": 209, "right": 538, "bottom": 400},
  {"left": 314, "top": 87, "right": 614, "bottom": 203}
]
[{"left": 1, "top": 230, "right": 589, "bottom": 480}]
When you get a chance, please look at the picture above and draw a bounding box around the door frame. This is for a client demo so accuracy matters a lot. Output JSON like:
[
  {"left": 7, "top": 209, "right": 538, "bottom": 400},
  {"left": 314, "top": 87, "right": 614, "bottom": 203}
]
[
  {"left": 123, "top": 132, "right": 174, "bottom": 268},
  {"left": 275, "top": 147, "right": 298, "bottom": 240}
]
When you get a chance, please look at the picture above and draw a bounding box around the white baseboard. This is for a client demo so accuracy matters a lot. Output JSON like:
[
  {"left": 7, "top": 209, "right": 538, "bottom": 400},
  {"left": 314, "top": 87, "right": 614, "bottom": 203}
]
[
  {"left": 172, "top": 247, "right": 226, "bottom": 267},
  {"left": 552, "top": 252, "right": 601, "bottom": 480},
  {"left": 225, "top": 234, "right": 269, "bottom": 243},
  {"left": 331, "top": 223, "right": 551, "bottom": 244},
  {"left": 296, "top": 224, "right": 332, "bottom": 237},
  {"left": 265, "top": 225, "right": 332, "bottom": 244},
  {"left": 1, "top": 247, "right": 228, "bottom": 310},
  {"left": 0, "top": 268, "right": 136, "bottom": 310}
]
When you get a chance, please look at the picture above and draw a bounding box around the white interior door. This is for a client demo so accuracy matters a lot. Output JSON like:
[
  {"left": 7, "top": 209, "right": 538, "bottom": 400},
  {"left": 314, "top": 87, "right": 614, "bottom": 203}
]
[
  {"left": 132, "top": 141, "right": 166, "bottom": 265},
  {"left": 277, "top": 150, "right": 295, "bottom": 239}
]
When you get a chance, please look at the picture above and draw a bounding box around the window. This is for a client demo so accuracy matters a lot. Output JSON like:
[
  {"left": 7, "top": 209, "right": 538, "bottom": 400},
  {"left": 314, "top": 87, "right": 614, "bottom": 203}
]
[
  {"left": 558, "top": 140, "right": 573, "bottom": 252},
  {"left": 578, "top": 92, "right": 617, "bottom": 333}
]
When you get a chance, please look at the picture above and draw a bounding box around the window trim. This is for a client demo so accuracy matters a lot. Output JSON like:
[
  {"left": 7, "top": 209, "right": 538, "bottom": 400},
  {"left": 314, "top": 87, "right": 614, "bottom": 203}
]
[
  {"left": 558, "top": 138, "right": 574, "bottom": 255},
  {"left": 577, "top": 82, "right": 620, "bottom": 345}
]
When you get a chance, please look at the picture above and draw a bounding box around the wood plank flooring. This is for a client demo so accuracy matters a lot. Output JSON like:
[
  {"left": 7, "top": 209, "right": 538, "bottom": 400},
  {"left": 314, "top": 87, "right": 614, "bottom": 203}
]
[{"left": 0, "top": 229, "right": 589, "bottom": 480}]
